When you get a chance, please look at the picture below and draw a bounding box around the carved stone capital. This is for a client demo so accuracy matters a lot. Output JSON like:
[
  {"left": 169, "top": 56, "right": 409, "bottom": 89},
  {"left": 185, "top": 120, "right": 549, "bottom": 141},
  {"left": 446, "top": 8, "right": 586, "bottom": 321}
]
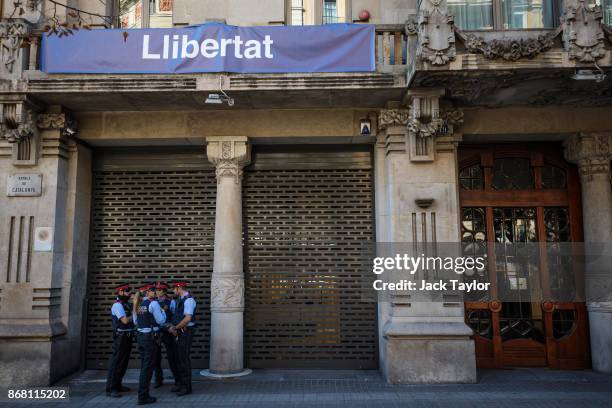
[
  {"left": 211, "top": 275, "right": 245, "bottom": 312},
  {"left": 36, "top": 113, "right": 78, "bottom": 137},
  {"left": 0, "top": 19, "right": 30, "bottom": 75},
  {"left": 379, "top": 109, "right": 410, "bottom": 130},
  {"left": 563, "top": 0, "right": 606, "bottom": 63},
  {"left": 0, "top": 102, "right": 34, "bottom": 143},
  {"left": 206, "top": 136, "right": 251, "bottom": 183},
  {"left": 564, "top": 133, "right": 612, "bottom": 181}
]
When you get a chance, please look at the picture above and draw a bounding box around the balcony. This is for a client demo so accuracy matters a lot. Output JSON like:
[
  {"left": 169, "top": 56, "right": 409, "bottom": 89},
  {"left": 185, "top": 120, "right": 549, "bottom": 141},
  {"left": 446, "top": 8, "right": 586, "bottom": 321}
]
[
  {"left": 405, "top": 0, "right": 612, "bottom": 107},
  {"left": 0, "top": 21, "right": 408, "bottom": 111}
]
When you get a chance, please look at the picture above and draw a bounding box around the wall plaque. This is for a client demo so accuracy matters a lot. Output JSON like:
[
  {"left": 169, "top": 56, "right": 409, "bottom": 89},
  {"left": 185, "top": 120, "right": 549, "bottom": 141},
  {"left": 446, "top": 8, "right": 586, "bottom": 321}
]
[{"left": 6, "top": 173, "right": 42, "bottom": 197}]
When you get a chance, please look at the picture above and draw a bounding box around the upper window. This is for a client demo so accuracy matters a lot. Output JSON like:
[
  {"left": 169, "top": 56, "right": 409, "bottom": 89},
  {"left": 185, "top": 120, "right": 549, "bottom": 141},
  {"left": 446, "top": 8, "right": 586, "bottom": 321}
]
[
  {"left": 119, "top": 0, "right": 173, "bottom": 29},
  {"left": 449, "top": 0, "right": 560, "bottom": 30},
  {"left": 594, "top": 0, "right": 612, "bottom": 26},
  {"left": 287, "top": 0, "right": 349, "bottom": 25}
]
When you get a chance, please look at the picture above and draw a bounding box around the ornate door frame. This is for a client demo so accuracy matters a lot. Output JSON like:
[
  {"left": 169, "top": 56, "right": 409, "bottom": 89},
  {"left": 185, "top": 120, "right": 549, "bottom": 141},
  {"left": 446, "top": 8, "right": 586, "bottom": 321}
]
[{"left": 459, "top": 143, "right": 590, "bottom": 369}]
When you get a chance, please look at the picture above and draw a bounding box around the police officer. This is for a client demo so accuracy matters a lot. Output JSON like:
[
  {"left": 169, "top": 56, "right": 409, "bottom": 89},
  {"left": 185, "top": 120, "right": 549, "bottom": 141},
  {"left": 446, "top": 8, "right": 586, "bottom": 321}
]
[
  {"left": 133, "top": 283, "right": 167, "bottom": 405},
  {"left": 106, "top": 283, "right": 135, "bottom": 398},
  {"left": 152, "top": 281, "right": 179, "bottom": 389},
  {"left": 169, "top": 281, "right": 197, "bottom": 396}
]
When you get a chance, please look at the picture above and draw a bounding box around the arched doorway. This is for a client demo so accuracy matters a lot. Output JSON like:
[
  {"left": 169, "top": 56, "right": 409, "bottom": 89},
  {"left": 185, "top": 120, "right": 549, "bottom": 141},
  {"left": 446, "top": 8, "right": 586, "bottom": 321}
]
[{"left": 459, "top": 143, "right": 590, "bottom": 369}]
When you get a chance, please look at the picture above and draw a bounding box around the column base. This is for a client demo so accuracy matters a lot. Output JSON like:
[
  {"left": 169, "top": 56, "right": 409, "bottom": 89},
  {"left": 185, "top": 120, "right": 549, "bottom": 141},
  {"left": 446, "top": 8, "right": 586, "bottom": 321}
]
[
  {"left": 381, "top": 322, "right": 477, "bottom": 384},
  {"left": 588, "top": 302, "right": 612, "bottom": 373},
  {"left": 200, "top": 368, "right": 252, "bottom": 379}
]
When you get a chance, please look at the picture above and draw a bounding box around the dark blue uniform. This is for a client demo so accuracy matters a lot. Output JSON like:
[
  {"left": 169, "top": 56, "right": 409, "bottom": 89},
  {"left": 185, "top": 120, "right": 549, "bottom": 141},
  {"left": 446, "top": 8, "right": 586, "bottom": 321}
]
[
  {"left": 135, "top": 297, "right": 165, "bottom": 403},
  {"left": 152, "top": 296, "right": 179, "bottom": 386},
  {"left": 105, "top": 298, "right": 134, "bottom": 395},
  {"left": 171, "top": 293, "right": 197, "bottom": 394}
]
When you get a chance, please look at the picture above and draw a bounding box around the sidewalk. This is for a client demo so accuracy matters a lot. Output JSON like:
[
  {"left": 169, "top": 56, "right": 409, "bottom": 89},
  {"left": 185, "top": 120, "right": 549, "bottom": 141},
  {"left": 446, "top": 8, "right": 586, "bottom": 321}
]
[{"left": 3, "top": 368, "right": 612, "bottom": 407}]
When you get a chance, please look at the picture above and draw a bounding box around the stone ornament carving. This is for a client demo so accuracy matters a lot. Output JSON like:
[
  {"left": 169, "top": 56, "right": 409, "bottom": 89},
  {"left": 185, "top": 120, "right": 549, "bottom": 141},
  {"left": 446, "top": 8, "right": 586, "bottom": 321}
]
[
  {"left": 563, "top": 0, "right": 605, "bottom": 63},
  {"left": 459, "top": 30, "right": 559, "bottom": 61},
  {"left": 408, "top": 97, "right": 463, "bottom": 138},
  {"left": 411, "top": 0, "right": 456, "bottom": 66},
  {"left": 36, "top": 113, "right": 78, "bottom": 137},
  {"left": 211, "top": 275, "right": 245, "bottom": 312},
  {"left": 564, "top": 133, "right": 612, "bottom": 181},
  {"left": 0, "top": 20, "right": 29, "bottom": 74},
  {"left": 206, "top": 136, "right": 251, "bottom": 184},
  {"left": 378, "top": 109, "right": 410, "bottom": 130},
  {"left": 0, "top": 102, "right": 34, "bottom": 143}
]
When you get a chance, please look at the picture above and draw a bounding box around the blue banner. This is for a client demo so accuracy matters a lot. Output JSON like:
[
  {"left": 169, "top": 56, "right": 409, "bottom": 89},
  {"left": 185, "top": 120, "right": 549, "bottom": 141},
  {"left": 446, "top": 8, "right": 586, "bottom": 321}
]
[{"left": 41, "top": 23, "right": 375, "bottom": 74}]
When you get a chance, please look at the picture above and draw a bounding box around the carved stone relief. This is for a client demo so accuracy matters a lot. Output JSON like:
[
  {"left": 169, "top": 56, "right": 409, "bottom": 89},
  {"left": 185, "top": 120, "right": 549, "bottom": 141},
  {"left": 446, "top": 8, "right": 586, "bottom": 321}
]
[
  {"left": 0, "top": 20, "right": 29, "bottom": 75},
  {"left": 409, "top": 0, "right": 456, "bottom": 66},
  {"left": 564, "top": 133, "right": 612, "bottom": 181},
  {"left": 0, "top": 102, "right": 34, "bottom": 143},
  {"left": 206, "top": 136, "right": 251, "bottom": 184},
  {"left": 378, "top": 109, "right": 410, "bottom": 130},
  {"left": 458, "top": 30, "right": 559, "bottom": 61},
  {"left": 211, "top": 276, "right": 245, "bottom": 311},
  {"left": 563, "top": 0, "right": 606, "bottom": 63},
  {"left": 36, "top": 113, "right": 78, "bottom": 137}
]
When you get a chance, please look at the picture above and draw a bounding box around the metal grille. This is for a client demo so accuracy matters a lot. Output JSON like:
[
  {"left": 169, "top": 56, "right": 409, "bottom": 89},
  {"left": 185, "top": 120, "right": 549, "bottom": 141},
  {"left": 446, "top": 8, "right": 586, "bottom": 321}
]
[
  {"left": 86, "top": 169, "right": 216, "bottom": 369},
  {"left": 243, "top": 168, "right": 377, "bottom": 369}
]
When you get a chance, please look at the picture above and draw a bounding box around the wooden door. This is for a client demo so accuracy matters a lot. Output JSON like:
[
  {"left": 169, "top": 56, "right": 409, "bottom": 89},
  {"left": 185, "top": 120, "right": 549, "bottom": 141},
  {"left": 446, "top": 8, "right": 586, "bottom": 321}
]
[{"left": 459, "top": 144, "right": 590, "bottom": 369}]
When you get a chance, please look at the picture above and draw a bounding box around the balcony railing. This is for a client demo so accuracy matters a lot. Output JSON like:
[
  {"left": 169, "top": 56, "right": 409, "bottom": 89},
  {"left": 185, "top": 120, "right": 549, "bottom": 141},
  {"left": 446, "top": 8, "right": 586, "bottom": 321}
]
[{"left": 375, "top": 24, "right": 407, "bottom": 71}]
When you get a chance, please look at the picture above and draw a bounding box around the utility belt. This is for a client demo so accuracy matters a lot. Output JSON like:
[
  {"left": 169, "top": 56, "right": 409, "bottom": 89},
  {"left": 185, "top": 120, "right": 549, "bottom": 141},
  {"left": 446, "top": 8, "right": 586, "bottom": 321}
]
[{"left": 114, "top": 329, "right": 135, "bottom": 338}]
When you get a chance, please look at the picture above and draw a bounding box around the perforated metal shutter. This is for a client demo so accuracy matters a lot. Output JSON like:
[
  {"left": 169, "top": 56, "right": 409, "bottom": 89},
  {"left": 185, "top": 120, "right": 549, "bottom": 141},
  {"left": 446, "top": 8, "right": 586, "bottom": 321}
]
[
  {"left": 243, "top": 146, "right": 377, "bottom": 369},
  {"left": 86, "top": 148, "right": 215, "bottom": 369}
]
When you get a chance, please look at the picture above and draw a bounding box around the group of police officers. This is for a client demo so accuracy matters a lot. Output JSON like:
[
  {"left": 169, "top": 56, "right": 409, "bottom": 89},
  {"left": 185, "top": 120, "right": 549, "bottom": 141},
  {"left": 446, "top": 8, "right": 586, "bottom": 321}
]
[{"left": 105, "top": 281, "right": 197, "bottom": 405}]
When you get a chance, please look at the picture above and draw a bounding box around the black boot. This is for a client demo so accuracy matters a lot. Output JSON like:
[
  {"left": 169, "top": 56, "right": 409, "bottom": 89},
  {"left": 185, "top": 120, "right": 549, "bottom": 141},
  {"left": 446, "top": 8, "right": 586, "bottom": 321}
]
[
  {"left": 170, "top": 384, "right": 181, "bottom": 392},
  {"left": 153, "top": 380, "right": 163, "bottom": 389},
  {"left": 175, "top": 387, "right": 191, "bottom": 396},
  {"left": 138, "top": 396, "right": 157, "bottom": 405}
]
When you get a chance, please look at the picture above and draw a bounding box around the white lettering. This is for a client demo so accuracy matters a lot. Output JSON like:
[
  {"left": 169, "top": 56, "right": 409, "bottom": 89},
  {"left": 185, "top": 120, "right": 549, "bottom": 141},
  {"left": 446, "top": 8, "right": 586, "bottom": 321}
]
[
  {"left": 142, "top": 35, "right": 160, "bottom": 59},
  {"left": 220, "top": 38, "right": 233, "bottom": 57},
  {"left": 263, "top": 35, "right": 274, "bottom": 58},
  {"left": 201, "top": 39, "right": 219, "bottom": 58},
  {"left": 181, "top": 35, "right": 199, "bottom": 58},
  {"left": 233, "top": 36, "right": 244, "bottom": 59},
  {"left": 243, "top": 40, "right": 261, "bottom": 59}
]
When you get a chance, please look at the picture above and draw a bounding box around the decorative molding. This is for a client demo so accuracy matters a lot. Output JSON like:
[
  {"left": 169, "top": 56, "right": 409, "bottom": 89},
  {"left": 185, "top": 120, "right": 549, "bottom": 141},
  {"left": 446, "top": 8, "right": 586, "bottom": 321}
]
[
  {"left": 206, "top": 136, "right": 251, "bottom": 184},
  {"left": 378, "top": 109, "right": 410, "bottom": 130},
  {"left": 36, "top": 113, "right": 78, "bottom": 137},
  {"left": 0, "top": 102, "right": 34, "bottom": 144},
  {"left": 564, "top": 133, "right": 612, "bottom": 181},
  {"left": 458, "top": 29, "right": 559, "bottom": 61},
  {"left": 211, "top": 275, "right": 244, "bottom": 312},
  {"left": 0, "top": 19, "right": 30, "bottom": 75},
  {"left": 563, "top": 0, "right": 606, "bottom": 63},
  {"left": 406, "top": 93, "right": 463, "bottom": 162},
  {"left": 407, "top": 0, "right": 456, "bottom": 66}
]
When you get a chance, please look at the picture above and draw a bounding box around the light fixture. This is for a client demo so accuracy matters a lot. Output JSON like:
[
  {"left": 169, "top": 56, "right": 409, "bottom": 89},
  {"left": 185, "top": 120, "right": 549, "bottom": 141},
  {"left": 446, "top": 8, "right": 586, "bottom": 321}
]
[
  {"left": 205, "top": 92, "right": 234, "bottom": 106},
  {"left": 572, "top": 65, "right": 606, "bottom": 83},
  {"left": 204, "top": 76, "right": 235, "bottom": 106}
]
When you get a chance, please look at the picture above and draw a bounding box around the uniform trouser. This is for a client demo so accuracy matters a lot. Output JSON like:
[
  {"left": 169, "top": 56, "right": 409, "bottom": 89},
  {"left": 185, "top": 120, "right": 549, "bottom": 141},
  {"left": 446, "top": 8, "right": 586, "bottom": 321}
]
[
  {"left": 152, "top": 331, "right": 179, "bottom": 384},
  {"left": 105, "top": 331, "right": 133, "bottom": 393},
  {"left": 137, "top": 332, "right": 161, "bottom": 401},
  {"left": 175, "top": 327, "right": 194, "bottom": 392}
]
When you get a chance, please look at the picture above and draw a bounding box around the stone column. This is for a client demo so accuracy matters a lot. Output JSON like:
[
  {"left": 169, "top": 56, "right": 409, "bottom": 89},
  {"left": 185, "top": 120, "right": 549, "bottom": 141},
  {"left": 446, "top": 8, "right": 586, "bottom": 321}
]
[
  {"left": 564, "top": 132, "right": 612, "bottom": 373},
  {"left": 376, "top": 100, "right": 476, "bottom": 384},
  {"left": 205, "top": 136, "right": 251, "bottom": 376}
]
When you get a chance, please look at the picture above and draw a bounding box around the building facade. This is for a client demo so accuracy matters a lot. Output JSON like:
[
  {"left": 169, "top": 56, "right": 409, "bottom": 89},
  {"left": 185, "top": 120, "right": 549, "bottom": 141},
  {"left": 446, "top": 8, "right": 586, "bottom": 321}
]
[{"left": 1, "top": 0, "right": 611, "bottom": 386}]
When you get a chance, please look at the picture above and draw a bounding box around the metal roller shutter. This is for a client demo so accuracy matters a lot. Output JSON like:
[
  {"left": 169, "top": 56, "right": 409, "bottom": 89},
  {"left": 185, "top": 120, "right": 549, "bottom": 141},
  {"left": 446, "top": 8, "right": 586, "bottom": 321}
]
[
  {"left": 86, "top": 148, "right": 215, "bottom": 369},
  {"left": 243, "top": 146, "right": 378, "bottom": 369}
]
